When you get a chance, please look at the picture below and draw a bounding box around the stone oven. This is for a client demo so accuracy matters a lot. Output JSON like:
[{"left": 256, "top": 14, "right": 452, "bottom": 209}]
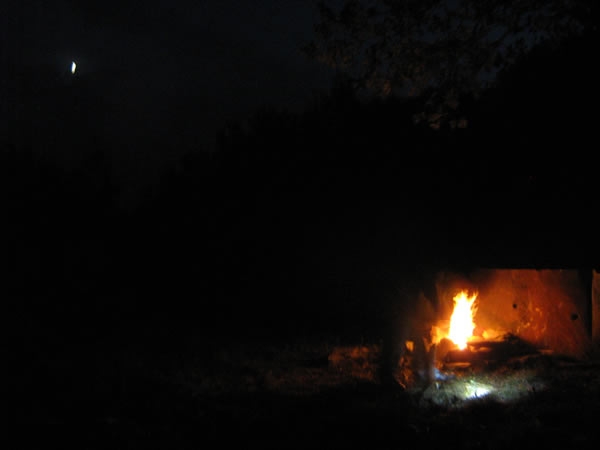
[{"left": 433, "top": 268, "right": 599, "bottom": 360}]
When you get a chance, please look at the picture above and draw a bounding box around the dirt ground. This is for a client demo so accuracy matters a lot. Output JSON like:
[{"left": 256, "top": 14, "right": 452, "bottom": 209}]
[{"left": 13, "top": 335, "right": 600, "bottom": 450}]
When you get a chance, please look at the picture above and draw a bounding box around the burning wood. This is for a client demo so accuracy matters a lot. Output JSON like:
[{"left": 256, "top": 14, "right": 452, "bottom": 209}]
[
  {"left": 443, "top": 334, "right": 540, "bottom": 364},
  {"left": 430, "top": 290, "right": 480, "bottom": 352},
  {"left": 447, "top": 291, "right": 478, "bottom": 350},
  {"left": 429, "top": 289, "right": 540, "bottom": 366}
]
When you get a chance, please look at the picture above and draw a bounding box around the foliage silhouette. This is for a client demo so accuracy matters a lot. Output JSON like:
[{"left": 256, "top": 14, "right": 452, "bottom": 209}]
[{"left": 305, "top": 0, "right": 597, "bottom": 127}]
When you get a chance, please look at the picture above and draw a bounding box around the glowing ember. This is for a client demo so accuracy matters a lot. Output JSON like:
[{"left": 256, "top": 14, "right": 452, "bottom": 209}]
[{"left": 448, "top": 291, "right": 478, "bottom": 350}]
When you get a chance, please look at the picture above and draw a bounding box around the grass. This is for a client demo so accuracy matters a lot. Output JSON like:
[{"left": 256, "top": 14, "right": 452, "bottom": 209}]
[{"left": 15, "top": 330, "right": 600, "bottom": 450}]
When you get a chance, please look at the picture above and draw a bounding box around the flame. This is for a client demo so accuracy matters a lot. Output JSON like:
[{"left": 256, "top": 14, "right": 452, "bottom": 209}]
[{"left": 447, "top": 291, "right": 478, "bottom": 350}]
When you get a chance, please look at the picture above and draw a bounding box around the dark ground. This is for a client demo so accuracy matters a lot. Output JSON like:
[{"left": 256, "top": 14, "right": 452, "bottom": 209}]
[
  {"left": 8, "top": 159, "right": 599, "bottom": 450},
  {"left": 11, "top": 323, "right": 600, "bottom": 450},
  {"left": 8, "top": 149, "right": 598, "bottom": 450}
]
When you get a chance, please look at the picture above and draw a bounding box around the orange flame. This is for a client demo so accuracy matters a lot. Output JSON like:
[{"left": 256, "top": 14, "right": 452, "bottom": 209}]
[{"left": 447, "top": 291, "right": 478, "bottom": 350}]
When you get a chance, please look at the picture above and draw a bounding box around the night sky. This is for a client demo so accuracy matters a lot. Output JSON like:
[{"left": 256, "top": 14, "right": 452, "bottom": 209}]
[
  {"left": 7, "top": 0, "right": 598, "bottom": 317},
  {"left": 17, "top": 0, "right": 332, "bottom": 122},
  {"left": 10, "top": 0, "right": 333, "bottom": 190}
]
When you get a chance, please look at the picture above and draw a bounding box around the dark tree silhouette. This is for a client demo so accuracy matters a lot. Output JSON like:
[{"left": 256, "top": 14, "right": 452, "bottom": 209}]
[{"left": 305, "top": 0, "right": 596, "bottom": 127}]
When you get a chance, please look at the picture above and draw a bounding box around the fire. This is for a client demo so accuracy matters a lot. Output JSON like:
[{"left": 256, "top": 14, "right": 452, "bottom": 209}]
[{"left": 447, "top": 291, "right": 478, "bottom": 350}]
